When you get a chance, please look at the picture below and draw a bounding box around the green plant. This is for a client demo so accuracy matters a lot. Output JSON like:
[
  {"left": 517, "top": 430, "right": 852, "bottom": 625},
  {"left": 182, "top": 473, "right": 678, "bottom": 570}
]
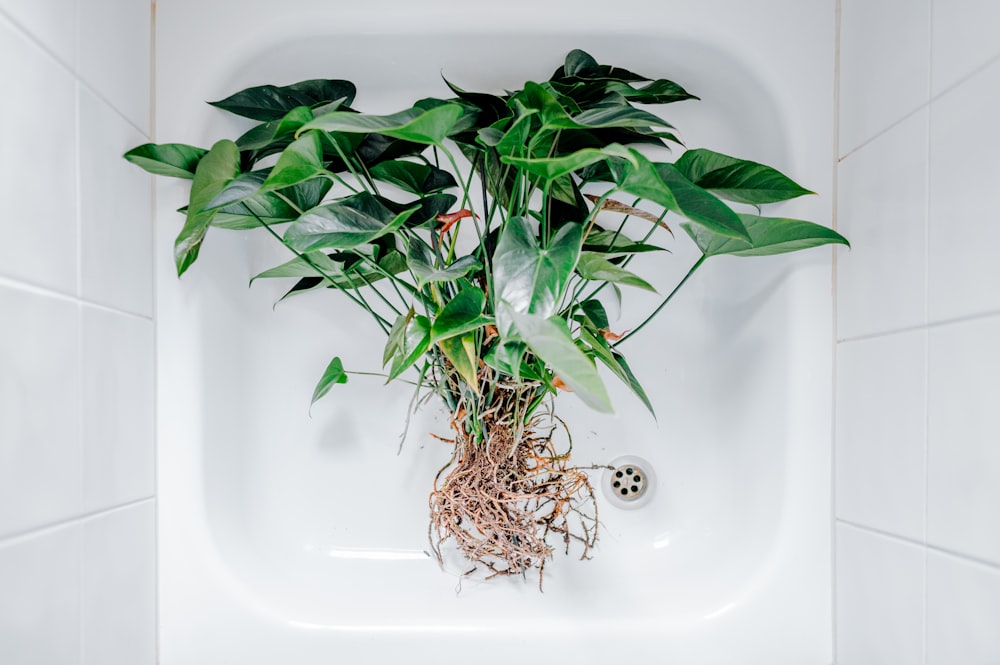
[{"left": 127, "top": 48, "right": 847, "bottom": 583}]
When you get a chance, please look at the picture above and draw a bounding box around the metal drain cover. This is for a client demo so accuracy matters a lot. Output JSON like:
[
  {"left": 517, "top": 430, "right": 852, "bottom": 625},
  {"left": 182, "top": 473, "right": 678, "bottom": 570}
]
[{"left": 602, "top": 455, "right": 656, "bottom": 509}]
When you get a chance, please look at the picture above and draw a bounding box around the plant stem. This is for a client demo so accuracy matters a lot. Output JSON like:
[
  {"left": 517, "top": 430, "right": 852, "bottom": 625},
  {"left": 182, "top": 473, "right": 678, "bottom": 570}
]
[{"left": 612, "top": 254, "right": 707, "bottom": 347}]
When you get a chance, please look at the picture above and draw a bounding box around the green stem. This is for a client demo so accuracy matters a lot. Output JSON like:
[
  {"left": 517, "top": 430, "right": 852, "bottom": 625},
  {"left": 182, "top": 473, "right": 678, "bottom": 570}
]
[{"left": 613, "top": 254, "right": 706, "bottom": 347}]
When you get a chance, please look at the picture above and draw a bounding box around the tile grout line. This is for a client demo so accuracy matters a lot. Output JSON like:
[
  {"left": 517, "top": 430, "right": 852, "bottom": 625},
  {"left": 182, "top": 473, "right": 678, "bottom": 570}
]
[
  {"left": 0, "top": 497, "right": 157, "bottom": 550},
  {"left": 837, "top": 519, "right": 1000, "bottom": 574},
  {"left": 0, "top": 275, "right": 154, "bottom": 322},
  {"left": 830, "top": 1, "right": 842, "bottom": 662},
  {"left": 922, "top": 3, "right": 934, "bottom": 663},
  {"left": 837, "top": 308, "right": 1000, "bottom": 344}
]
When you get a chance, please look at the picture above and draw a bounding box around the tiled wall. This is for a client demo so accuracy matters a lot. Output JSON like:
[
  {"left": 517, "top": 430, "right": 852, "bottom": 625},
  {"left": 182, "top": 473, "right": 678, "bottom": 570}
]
[
  {"left": 0, "top": 1, "right": 156, "bottom": 664},
  {"left": 835, "top": 1, "right": 1000, "bottom": 663}
]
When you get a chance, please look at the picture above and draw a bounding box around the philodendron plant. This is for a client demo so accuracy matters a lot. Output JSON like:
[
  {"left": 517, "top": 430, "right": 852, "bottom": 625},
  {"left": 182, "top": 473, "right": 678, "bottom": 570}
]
[{"left": 127, "top": 49, "right": 847, "bottom": 584}]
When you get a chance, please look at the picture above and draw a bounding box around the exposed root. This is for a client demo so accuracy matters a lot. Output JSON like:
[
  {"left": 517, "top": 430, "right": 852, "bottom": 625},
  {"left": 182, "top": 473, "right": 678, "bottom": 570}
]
[{"left": 428, "top": 382, "right": 601, "bottom": 589}]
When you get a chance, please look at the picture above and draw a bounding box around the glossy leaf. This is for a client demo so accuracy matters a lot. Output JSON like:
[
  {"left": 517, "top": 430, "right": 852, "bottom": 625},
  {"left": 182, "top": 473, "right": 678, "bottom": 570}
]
[
  {"left": 606, "top": 79, "right": 698, "bottom": 105},
  {"left": 250, "top": 251, "right": 343, "bottom": 283},
  {"left": 210, "top": 177, "right": 332, "bottom": 229},
  {"left": 432, "top": 288, "right": 490, "bottom": 342},
  {"left": 175, "top": 140, "right": 240, "bottom": 276},
  {"left": 584, "top": 230, "right": 666, "bottom": 254},
  {"left": 576, "top": 252, "right": 657, "bottom": 292},
  {"left": 209, "top": 79, "right": 356, "bottom": 121},
  {"left": 501, "top": 145, "right": 622, "bottom": 181},
  {"left": 406, "top": 238, "right": 483, "bottom": 288},
  {"left": 579, "top": 328, "right": 654, "bottom": 416},
  {"left": 506, "top": 307, "right": 613, "bottom": 413},
  {"left": 311, "top": 356, "right": 348, "bottom": 405},
  {"left": 261, "top": 131, "right": 326, "bottom": 192},
  {"left": 300, "top": 104, "right": 465, "bottom": 146},
  {"left": 438, "top": 334, "right": 479, "bottom": 388},
  {"left": 124, "top": 143, "right": 207, "bottom": 179},
  {"left": 284, "top": 193, "right": 416, "bottom": 252},
  {"left": 370, "top": 160, "right": 457, "bottom": 195},
  {"left": 674, "top": 148, "right": 814, "bottom": 204},
  {"left": 492, "top": 217, "right": 583, "bottom": 334},
  {"left": 388, "top": 315, "right": 431, "bottom": 380},
  {"left": 551, "top": 49, "right": 648, "bottom": 83},
  {"left": 683, "top": 213, "right": 850, "bottom": 257},
  {"left": 235, "top": 105, "right": 316, "bottom": 151}
]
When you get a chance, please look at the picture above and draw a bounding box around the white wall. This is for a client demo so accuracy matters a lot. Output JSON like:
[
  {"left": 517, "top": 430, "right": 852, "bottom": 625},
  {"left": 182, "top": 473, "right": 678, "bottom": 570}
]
[
  {"left": 835, "top": 1, "right": 1000, "bottom": 662},
  {"left": 0, "top": 1, "right": 156, "bottom": 664}
]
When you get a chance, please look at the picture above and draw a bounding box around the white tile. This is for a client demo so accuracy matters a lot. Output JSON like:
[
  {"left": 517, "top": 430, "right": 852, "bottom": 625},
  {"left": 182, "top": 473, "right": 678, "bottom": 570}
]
[
  {"left": 837, "top": 110, "right": 928, "bottom": 339},
  {"left": 0, "top": 20, "right": 78, "bottom": 293},
  {"left": 0, "top": 525, "right": 81, "bottom": 664},
  {"left": 932, "top": 0, "right": 1000, "bottom": 95},
  {"left": 0, "top": 0, "right": 77, "bottom": 66},
  {"left": 927, "top": 552, "right": 1000, "bottom": 665},
  {"left": 79, "top": 88, "right": 153, "bottom": 317},
  {"left": 927, "top": 316, "right": 1000, "bottom": 565},
  {"left": 839, "top": 0, "right": 930, "bottom": 154},
  {"left": 77, "top": 0, "right": 150, "bottom": 134},
  {"left": 82, "top": 501, "right": 156, "bottom": 665},
  {"left": 82, "top": 306, "right": 154, "bottom": 513},
  {"left": 836, "top": 331, "right": 926, "bottom": 541},
  {"left": 836, "top": 523, "right": 924, "bottom": 665},
  {"left": 928, "top": 60, "right": 1000, "bottom": 322},
  {"left": 0, "top": 286, "right": 82, "bottom": 538}
]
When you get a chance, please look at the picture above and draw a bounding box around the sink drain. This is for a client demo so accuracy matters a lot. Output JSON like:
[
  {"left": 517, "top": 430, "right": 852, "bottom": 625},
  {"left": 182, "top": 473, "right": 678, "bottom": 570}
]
[{"left": 602, "top": 455, "right": 656, "bottom": 509}]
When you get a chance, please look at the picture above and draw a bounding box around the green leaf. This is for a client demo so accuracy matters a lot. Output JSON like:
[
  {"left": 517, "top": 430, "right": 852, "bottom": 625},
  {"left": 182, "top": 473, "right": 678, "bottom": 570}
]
[
  {"left": 388, "top": 315, "right": 431, "bottom": 380},
  {"left": 551, "top": 49, "right": 649, "bottom": 83},
  {"left": 209, "top": 79, "right": 357, "bottom": 121},
  {"left": 583, "top": 230, "right": 666, "bottom": 254},
  {"left": 492, "top": 217, "right": 583, "bottom": 335},
  {"left": 311, "top": 356, "right": 348, "bottom": 405},
  {"left": 438, "top": 334, "right": 479, "bottom": 388},
  {"left": 300, "top": 104, "right": 465, "bottom": 146},
  {"left": 576, "top": 252, "right": 657, "bottom": 292},
  {"left": 369, "top": 160, "right": 457, "bottom": 195},
  {"left": 505, "top": 307, "right": 613, "bottom": 413},
  {"left": 432, "top": 287, "right": 490, "bottom": 342},
  {"left": 674, "top": 149, "right": 814, "bottom": 204},
  {"left": 235, "top": 105, "right": 316, "bottom": 151},
  {"left": 683, "top": 213, "right": 850, "bottom": 257},
  {"left": 175, "top": 139, "right": 240, "bottom": 276},
  {"left": 124, "top": 143, "right": 207, "bottom": 179},
  {"left": 203, "top": 171, "right": 268, "bottom": 211},
  {"left": 406, "top": 238, "right": 483, "bottom": 288},
  {"left": 249, "top": 251, "right": 343, "bottom": 283},
  {"left": 579, "top": 328, "right": 654, "bottom": 416},
  {"left": 606, "top": 79, "right": 698, "bottom": 105},
  {"left": 210, "top": 177, "right": 332, "bottom": 229},
  {"left": 383, "top": 309, "right": 412, "bottom": 367},
  {"left": 284, "top": 192, "right": 416, "bottom": 252},
  {"left": 501, "top": 145, "right": 621, "bottom": 181},
  {"left": 260, "top": 131, "right": 326, "bottom": 192},
  {"left": 612, "top": 148, "right": 749, "bottom": 242}
]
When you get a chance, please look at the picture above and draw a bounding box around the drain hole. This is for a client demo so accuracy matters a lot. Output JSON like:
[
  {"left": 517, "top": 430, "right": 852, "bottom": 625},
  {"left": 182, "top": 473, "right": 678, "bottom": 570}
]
[
  {"left": 626, "top": 467, "right": 634, "bottom": 474},
  {"left": 633, "top": 475, "right": 641, "bottom": 482},
  {"left": 620, "top": 488, "right": 628, "bottom": 496},
  {"left": 615, "top": 471, "right": 623, "bottom": 478},
  {"left": 613, "top": 481, "right": 621, "bottom": 488}
]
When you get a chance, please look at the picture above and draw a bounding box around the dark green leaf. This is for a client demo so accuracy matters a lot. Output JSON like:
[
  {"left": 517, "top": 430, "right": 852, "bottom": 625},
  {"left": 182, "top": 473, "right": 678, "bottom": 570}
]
[
  {"left": 284, "top": 193, "right": 416, "bottom": 252},
  {"left": 209, "top": 79, "right": 357, "bottom": 121},
  {"left": 492, "top": 217, "right": 583, "bottom": 334},
  {"left": 210, "top": 177, "right": 332, "bottom": 229},
  {"left": 260, "top": 131, "right": 326, "bottom": 192},
  {"left": 300, "top": 104, "right": 465, "bottom": 146},
  {"left": 551, "top": 49, "right": 649, "bottom": 83},
  {"left": 124, "top": 143, "right": 207, "bottom": 179},
  {"left": 175, "top": 140, "right": 240, "bottom": 276},
  {"left": 583, "top": 230, "right": 666, "bottom": 254},
  {"left": 370, "top": 160, "right": 457, "bottom": 195},
  {"left": 432, "top": 287, "right": 491, "bottom": 342},
  {"left": 311, "top": 356, "right": 348, "bottom": 405},
  {"left": 579, "top": 328, "right": 654, "bottom": 416},
  {"left": 606, "top": 79, "right": 698, "bottom": 105},
  {"left": 576, "top": 252, "right": 657, "bottom": 292},
  {"left": 683, "top": 213, "right": 850, "bottom": 257},
  {"left": 407, "top": 237, "right": 483, "bottom": 288},
  {"left": 674, "top": 148, "right": 814, "bottom": 204},
  {"left": 235, "top": 106, "right": 316, "bottom": 151}
]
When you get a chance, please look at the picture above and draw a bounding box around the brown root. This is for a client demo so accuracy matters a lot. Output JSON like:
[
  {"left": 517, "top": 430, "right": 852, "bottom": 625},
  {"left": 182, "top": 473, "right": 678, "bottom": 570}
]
[{"left": 428, "top": 384, "right": 600, "bottom": 589}]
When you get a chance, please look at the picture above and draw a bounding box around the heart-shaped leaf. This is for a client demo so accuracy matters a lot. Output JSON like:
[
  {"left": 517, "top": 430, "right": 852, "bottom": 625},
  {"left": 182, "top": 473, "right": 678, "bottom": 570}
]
[
  {"left": 260, "top": 131, "right": 326, "bottom": 192},
  {"left": 406, "top": 238, "right": 483, "bottom": 288},
  {"left": 209, "top": 79, "right": 356, "bottom": 121},
  {"left": 683, "top": 213, "right": 850, "bottom": 257},
  {"left": 175, "top": 139, "right": 240, "bottom": 276},
  {"left": 124, "top": 143, "right": 207, "bottom": 179},
  {"left": 370, "top": 160, "right": 457, "bottom": 195},
  {"left": 575, "top": 252, "right": 657, "bottom": 292},
  {"left": 284, "top": 192, "right": 416, "bottom": 252},
  {"left": 300, "top": 104, "right": 465, "bottom": 146},
  {"left": 675, "top": 148, "right": 814, "bottom": 204},
  {"left": 311, "top": 356, "right": 348, "bottom": 406},
  {"left": 432, "top": 287, "right": 491, "bottom": 342}
]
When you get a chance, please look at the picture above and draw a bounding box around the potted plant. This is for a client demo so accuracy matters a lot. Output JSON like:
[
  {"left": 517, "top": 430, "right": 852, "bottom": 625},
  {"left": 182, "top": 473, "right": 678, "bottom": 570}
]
[{"left": 127, "top": 49, "right": 847, "bottom": 585}]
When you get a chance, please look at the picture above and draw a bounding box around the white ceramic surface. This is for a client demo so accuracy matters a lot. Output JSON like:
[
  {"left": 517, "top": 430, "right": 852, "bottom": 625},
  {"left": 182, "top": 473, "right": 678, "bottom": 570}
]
[
  {"left": 931, "top": 0, "right": 1000, "bottom": 95},
  {"left": 838, "top": 0, "right": 930, "bottom": 155},
  {"left": 926, "top": 551, "right": 1000, "bottom": 665},
  {"left": 836, "top": 330, "right": 926, "bottom": 542},
  {"left": 156, "top": 3, "right": 834, "bottom": 663},
  {"left": 835, "top": 523, "right": 925, "bottom": 665}
]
